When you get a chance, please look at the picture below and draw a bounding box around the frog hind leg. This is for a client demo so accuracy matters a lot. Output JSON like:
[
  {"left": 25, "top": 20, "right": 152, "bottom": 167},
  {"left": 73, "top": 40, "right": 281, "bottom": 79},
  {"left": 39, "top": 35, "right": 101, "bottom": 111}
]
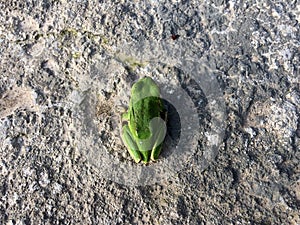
[
  {"left": 150, "top": 117, "right": 167, "bottom": 161},
  {"left": 151, "top": 143, "right": 163, "bottom": 161},
  {"left": 122, "top": 125, "right": 141, "bottom": 163},
  {"left": 140, "top": 148, "right": 151, "bottom": 164}
]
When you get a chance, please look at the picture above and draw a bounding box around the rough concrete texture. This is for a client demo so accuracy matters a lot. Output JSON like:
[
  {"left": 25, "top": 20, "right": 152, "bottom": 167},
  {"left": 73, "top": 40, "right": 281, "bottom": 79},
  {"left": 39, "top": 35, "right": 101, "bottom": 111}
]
[{"left": 0, "top": 0, "right": 299, "bottom": 224}]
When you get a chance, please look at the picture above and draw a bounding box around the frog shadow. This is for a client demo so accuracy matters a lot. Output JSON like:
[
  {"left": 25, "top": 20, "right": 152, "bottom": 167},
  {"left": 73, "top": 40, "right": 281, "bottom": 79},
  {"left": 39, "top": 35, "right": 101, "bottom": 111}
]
[{"left": 160, "top": 99, "right": 181, "bottom": 159}]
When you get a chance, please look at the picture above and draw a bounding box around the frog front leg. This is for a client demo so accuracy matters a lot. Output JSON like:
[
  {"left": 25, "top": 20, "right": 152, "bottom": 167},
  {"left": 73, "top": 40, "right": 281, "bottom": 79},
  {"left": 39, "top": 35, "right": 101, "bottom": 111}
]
[{"left": 121, "top": 124, "right": 142, "bottom": 163}]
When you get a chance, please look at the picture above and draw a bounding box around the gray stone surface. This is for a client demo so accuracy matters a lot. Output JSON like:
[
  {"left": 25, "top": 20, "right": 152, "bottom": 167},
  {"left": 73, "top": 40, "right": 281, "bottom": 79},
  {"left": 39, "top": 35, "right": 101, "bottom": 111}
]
[{"left": 0, "top": 0, "right": 299, "bottom": 224}]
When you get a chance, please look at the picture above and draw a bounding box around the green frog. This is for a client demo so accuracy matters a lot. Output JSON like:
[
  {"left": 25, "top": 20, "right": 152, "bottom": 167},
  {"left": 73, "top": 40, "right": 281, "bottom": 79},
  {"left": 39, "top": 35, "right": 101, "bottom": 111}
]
[{"left": 121, "top": 77, "right": 167, "bottom": 163}]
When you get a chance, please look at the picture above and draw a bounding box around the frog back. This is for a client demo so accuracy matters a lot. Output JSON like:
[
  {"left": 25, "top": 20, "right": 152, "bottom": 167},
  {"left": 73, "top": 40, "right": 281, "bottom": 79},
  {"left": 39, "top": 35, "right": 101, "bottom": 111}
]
[{"left": 129, "top": 77, "right": 164, "bottom": 139}]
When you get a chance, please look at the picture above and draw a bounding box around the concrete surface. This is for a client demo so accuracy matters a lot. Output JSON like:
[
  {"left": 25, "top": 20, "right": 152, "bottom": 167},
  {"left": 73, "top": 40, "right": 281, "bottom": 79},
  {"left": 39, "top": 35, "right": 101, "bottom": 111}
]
[{"left": 0, "top": 0, "right": 299, "bottom": 224}]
